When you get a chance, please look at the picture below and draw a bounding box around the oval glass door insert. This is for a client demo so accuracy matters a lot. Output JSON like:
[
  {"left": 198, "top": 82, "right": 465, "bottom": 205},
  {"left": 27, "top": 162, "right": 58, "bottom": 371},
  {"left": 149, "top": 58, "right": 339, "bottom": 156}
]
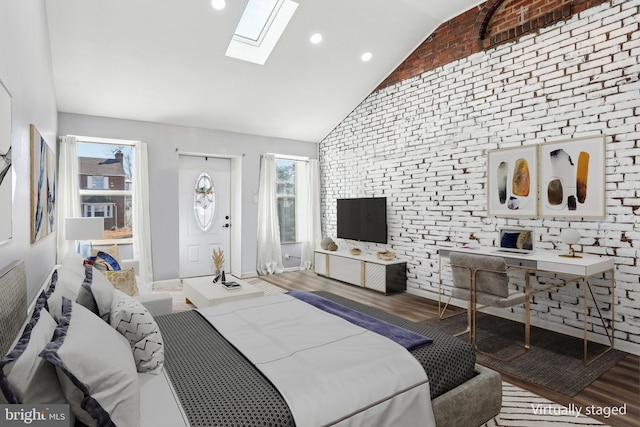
[{"left": 193, "top": 172, "right": 215, "bottom": 231}]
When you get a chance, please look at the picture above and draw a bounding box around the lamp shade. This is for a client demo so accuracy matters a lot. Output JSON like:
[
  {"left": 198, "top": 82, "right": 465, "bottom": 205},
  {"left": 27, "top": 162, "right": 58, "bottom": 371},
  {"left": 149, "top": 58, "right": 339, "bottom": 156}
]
[
  {"left": 560, "top": 229, "right": 581, "bottom": 245},
  {"left": 65, "top": 217, "right": 104, "bottom": 240}
]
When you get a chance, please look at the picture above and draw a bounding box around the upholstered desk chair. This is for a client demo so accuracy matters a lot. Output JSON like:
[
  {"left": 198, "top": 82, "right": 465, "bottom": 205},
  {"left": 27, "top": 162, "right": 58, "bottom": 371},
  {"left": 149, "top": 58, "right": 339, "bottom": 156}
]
[{"left": 448, "top": 252, "right": 530, "bottom": 361}]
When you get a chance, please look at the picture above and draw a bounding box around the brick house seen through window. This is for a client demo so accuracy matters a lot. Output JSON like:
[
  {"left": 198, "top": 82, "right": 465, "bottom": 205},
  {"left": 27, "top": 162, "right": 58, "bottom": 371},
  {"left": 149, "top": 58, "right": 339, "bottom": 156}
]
[{"left": 78, "top": 146, "right": 132, "bottom": 239}]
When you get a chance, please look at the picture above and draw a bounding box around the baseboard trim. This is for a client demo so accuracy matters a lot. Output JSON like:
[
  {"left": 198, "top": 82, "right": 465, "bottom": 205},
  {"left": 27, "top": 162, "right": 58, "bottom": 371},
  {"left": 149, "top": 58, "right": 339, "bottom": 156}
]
[{"left": 406, "top": 287, "right": 640, "bottom": 357}]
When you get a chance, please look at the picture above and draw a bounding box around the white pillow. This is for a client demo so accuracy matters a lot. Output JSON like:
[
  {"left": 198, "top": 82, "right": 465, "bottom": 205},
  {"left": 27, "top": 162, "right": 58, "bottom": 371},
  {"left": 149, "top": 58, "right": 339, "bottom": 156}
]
[
  {"left": 40, "top": 298, "right": 140, "bottom": 427},
  {"left": 55, "top": 267, "right": 85, "bottom": 297},
  {"left": 0, "top": 298, "right": 65, "bottom": 404},
  {"left": 60, "top": 252, "right": 88, "bottom": 277},
  {"left": 76, "top": 265, "right": 114, "bottom": 322},
  {"left": 110, "top": 290, "right": 164, "bottom": 374}
]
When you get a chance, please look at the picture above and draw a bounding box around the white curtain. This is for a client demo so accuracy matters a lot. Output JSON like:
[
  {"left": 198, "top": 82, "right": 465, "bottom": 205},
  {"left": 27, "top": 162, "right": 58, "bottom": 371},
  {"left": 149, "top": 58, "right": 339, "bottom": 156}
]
[
  {"left": 131, "top": 142, "right": 154, "bottom": 286},
  {"left": 298, "top": 159, "right": 321, "bottom": 270},
  {"left": 56, "top": 136, "right": 80, "bottom": 263},
  {"left": 256, "top": 154, "right": 284, "bottom": 275}
]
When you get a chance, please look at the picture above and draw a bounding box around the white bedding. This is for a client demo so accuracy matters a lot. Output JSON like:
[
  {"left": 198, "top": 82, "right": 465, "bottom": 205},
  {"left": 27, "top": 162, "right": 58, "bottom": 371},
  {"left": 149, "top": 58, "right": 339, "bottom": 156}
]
[{"left": 198, "top": 294, "right": 435, "bottom": 427}]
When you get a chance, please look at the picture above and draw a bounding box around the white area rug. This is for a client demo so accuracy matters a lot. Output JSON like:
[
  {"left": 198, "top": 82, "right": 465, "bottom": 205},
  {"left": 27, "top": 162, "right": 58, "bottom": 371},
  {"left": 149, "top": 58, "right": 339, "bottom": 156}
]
[{"left": 485, "top": 382, "right": 607, "bottom": 426}]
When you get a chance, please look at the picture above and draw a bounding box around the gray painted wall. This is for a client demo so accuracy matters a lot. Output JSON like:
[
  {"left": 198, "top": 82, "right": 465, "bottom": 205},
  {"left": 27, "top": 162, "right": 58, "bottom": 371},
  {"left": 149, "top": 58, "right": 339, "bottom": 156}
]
[
  {"left": 0, "top": 0, "right": 59, "bottom": 303},
  {"left": 58, "top": 113, "right": 317, "bottom": 281}
]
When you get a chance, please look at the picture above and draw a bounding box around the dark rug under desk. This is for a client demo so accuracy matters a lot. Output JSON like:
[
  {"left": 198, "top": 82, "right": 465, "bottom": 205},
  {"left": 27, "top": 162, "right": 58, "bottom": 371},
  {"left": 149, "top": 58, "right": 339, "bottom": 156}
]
[{"left": 423, "top": 312, "right": 628, "bottom": 397}]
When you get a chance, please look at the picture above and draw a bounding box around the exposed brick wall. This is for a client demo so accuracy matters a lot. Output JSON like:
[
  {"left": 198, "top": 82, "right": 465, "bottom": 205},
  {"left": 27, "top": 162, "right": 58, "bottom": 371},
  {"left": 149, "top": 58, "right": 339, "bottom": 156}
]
[
  {"left": 377, "top": 0, "right": 609, "bottom": 91},
  {"left": 320, "top": 0, "right": 640, "bottom": 347}
]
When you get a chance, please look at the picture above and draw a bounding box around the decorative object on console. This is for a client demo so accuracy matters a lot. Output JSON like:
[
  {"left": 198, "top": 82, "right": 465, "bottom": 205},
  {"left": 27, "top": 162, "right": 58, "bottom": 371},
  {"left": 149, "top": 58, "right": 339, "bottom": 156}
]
[
  {"left": 320, "top": 236, "right": 334, "bottom": 250},
  {"left": 349, "top": 247, "right": 361, "bottom": 255},
  {"left": 327, "top": 241, "right": 338, "bottom": 251},
  {"left": 540, "top": 135, "right": 605, "bottom": 218},
  {"left": 65, "top": 217, "right": 104, "bottom": 258},
  {"left": 487, "top": 145, "right": 538, "bottom": 217},
  {"left": 559, "top": 228, "right": 582, "bottom": 258},
  {"left": 377, "top": 250, "right": 395, "bottom": 261}
]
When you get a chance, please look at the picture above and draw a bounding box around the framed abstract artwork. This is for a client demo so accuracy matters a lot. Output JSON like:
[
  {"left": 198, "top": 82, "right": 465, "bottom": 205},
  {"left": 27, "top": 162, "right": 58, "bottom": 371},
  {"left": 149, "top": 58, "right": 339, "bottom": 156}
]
[
  {"left": 487, "top": 145, "right": 538, "bottom": 217},
  {"left": 30, "top": 124, "right": 56, "bottom": 243},
  {"left": 0, "top": 80, "right": 11, "bottom": 244},
  {"left": 539, "top": 135, "right": 606, "bottom": 218}
]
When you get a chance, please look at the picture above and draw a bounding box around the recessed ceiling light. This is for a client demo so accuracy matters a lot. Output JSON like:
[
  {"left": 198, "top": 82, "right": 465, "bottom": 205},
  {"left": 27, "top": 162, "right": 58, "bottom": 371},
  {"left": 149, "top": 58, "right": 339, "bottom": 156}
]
[
  {"left": 211, "top": 0, "right": 226, "bottom": 10},
  {"left": 361, "top": 52, "right": 372, "bottom": 62},
  {"left": 310, "top": 33, "right": 323, "bottom": 44}
]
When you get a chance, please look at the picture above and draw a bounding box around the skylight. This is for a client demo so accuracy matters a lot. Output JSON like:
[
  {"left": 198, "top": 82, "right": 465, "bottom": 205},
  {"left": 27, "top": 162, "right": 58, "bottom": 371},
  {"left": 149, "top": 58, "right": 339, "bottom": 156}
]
[
  {"left": 225, "top": 0, "right": 298, "bottom": 65},
  {"left": 235, "top": 0, "right": 280, "bottom": 44}
]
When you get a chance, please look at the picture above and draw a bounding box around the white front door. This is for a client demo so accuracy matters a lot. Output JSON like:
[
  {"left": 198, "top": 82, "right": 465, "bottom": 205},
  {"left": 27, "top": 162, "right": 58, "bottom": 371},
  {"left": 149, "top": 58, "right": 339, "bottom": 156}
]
[{"left": 179, "top": 156, "right": 231, "bottom": 278}]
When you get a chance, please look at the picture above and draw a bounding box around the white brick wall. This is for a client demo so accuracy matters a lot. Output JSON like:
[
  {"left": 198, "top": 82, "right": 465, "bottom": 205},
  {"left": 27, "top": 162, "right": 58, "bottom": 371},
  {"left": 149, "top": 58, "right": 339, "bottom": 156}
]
[{"left": 319, "top": 2, "right": 640, "bottom": 346}]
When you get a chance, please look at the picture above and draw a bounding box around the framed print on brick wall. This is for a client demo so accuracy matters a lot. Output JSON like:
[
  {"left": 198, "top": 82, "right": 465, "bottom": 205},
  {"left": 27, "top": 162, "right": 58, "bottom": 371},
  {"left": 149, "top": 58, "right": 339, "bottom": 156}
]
[
  {"left": 540, "top": 135, "right": 606, "bottom": 218},
  {"left": 487, "top": 145, "right": 538, "bottom": 217}
]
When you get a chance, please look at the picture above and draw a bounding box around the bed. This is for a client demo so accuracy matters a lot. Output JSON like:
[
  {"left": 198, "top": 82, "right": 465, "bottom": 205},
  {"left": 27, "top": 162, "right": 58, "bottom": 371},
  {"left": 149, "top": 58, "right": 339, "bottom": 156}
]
[{"left": 0, "top": 259, "right": 502, "bottom": 427}]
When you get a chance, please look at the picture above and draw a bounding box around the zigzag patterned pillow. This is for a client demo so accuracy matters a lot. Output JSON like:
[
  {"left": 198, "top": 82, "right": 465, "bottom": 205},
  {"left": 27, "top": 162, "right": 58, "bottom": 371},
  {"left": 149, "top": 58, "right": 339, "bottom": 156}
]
[{"left": 110, "top": 290, "right": 164, "bottom": 374}]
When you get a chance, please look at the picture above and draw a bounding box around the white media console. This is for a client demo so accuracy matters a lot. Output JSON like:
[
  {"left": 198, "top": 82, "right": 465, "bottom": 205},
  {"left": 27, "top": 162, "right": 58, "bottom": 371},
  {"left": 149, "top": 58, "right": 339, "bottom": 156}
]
[{"left": 314, "top": 249, "right": 406, "bottom": 294}]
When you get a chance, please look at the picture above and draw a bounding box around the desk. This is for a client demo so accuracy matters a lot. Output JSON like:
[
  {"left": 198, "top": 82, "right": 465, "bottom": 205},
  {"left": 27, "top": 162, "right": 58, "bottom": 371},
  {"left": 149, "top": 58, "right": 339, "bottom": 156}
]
[{"left": 438, "top": 247, "right": 615, "bottom": 365}]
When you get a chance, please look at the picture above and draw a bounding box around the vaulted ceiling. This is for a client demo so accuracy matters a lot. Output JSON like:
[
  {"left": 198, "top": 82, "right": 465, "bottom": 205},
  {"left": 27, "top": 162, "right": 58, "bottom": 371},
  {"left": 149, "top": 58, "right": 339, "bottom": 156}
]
[{"left": 45, "top": 0, "right": 483, "bottom": 143}]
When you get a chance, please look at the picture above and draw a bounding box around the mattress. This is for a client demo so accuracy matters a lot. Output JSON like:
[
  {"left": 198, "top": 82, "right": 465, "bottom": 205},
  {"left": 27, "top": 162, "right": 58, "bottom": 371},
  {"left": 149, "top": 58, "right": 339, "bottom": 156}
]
[{"left": 155, "top": 291, "right": 475, "bottom": 427}]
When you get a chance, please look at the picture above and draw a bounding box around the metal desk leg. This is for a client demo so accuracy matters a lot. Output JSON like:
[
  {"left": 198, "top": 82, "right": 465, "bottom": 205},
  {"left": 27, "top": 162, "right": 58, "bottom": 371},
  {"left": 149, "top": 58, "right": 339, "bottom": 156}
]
[{"left": 583, "top": 268, "right": 616, "bottom": 366}]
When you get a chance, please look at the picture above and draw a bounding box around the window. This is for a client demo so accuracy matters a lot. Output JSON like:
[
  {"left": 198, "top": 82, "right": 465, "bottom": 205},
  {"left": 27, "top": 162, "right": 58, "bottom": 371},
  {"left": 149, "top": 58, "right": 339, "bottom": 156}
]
[
  {"left": 83, "top": 203, "right": 115, "bottom": 218},
  {"left": 87, "top": 176, "right": 109, "bottom": 189},
  {"left": 276, "top": 159, "right": 296, "bottom": 243},
  {"left": 77, "top": 140, "right": 133, "bottom": 240}
]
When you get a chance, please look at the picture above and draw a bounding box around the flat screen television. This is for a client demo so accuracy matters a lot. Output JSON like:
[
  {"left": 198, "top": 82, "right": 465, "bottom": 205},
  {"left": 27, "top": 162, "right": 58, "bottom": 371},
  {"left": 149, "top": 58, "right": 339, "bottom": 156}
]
[{"left": 336, "top": 197, "right": 387, "bottom": 244}]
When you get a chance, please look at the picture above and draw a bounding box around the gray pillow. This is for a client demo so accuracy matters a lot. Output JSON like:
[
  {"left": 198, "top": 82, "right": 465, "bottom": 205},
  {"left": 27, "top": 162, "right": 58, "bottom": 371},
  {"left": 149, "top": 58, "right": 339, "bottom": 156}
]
[
  {"left": 39, "top": 298, "right": 140, "bottom": 427},
  {"left": 76, "top": 265, "right": 114, "bottom": 322}
]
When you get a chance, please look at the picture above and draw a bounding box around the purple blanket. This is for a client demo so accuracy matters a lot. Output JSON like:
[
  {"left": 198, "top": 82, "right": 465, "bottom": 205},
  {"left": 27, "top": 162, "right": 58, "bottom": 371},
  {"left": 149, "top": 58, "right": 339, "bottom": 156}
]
[{"left": 287, "top": 290, "right": 432, "bottom": 350}]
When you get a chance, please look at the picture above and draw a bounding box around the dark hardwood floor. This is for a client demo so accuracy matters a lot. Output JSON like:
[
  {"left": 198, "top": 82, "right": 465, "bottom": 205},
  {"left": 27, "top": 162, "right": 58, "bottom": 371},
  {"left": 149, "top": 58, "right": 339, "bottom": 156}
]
[{"left": 261, "top": 270, "right": 640, "bottom": 427}]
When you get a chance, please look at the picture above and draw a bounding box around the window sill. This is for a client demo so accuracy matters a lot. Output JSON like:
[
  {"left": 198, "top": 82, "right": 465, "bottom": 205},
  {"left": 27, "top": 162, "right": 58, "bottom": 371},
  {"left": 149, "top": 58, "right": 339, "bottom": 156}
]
[{"left": 92, "top": 238, "right": 133, "bottom": 246}]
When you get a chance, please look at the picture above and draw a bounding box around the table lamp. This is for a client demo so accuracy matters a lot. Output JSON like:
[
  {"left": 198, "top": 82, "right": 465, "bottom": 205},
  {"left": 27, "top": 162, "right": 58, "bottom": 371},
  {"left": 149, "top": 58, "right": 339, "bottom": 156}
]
[
  {"left": 559, "top": 229, "right": 581, "bottom": 258},
  {"left": 65, "top": 217, "right": 104, "bottom": 258}
]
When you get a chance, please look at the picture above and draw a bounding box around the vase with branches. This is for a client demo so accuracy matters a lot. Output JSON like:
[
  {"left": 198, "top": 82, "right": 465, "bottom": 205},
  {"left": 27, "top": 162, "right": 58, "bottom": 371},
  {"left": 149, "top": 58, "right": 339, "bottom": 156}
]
[{"left": 211, "top": 248, "right": 225, "bottom": 283}]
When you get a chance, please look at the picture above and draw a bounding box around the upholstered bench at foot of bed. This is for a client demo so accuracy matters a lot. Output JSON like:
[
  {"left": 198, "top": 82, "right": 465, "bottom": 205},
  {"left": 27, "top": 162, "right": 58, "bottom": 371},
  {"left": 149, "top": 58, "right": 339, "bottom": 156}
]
[{"left": 431, "top": 364, "right": 502, "bottom": 427}]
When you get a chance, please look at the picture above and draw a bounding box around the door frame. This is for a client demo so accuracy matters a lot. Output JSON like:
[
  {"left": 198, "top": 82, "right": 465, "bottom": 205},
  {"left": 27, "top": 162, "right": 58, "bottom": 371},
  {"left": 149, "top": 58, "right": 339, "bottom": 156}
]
[{"left": 178, "top": 151, "right": 243, "bottom": 277}]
